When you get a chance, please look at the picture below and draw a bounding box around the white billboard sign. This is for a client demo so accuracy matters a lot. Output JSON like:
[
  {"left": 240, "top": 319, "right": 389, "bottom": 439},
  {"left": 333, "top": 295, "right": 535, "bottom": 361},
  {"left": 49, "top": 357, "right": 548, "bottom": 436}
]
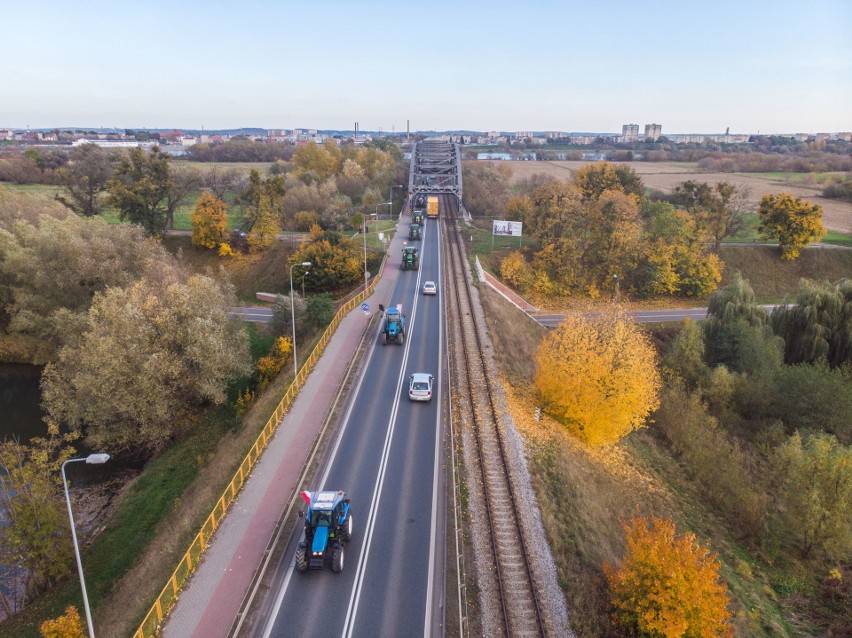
[{"left": 492, "top": 220, "right": 523, "bottom": 237}]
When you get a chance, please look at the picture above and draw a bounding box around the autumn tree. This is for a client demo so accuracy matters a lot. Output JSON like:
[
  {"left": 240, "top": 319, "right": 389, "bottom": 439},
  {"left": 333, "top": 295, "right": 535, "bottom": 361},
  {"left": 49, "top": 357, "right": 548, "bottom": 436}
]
[
  {"left": 671, "top": 180, "right": 749, "bottom": 250},
  {"left": 534, "top": 308, "right": 660, "bottom": 445},
  {"left": 202, "top": 165, "right": 241, "bottom": 200},
  {"left": 55, "top": 143, "right": 115, "bottom": 217},
  {"left": 573, "top": 161, "right": 642, "bottom": 201},
  {"left": 0, "top": 211, "right": 169, "bottom": 362},
  {"left": 757, "top": 192, "right": 825, "bottom": 259},
  {"left": 0, "top": 424, "right": 78, "bottom": 615},
  {"left": 106, "top": 147, "right": 172, "bottom": 235},
  {"left": 292, "top": 140, "right": 343, "bottom": 181},
  {"left": 774, "top": 432, "right": 852, "bottom": 559},
  {"left": 40, "top": 606, "right": 86, "bottom": 638},
  {"left": 191, "top": 191, "right": 229, "bottom": 249},
  {"left": 770, "top": 278, "right": 852, "bottom": 366},
  {"left": 289, "top": 228, "right": 363, "bottom": 292},
  {"left": 41, "top": 269, "right": 251, "bottom": 453},
  {"left": 462, "top": 164, "right": 512, "bottom": 217},
  {"left": 505, "top": 195, "right": 533, "bottom": 221},
  {"left": 247, "top": 196, "right": 280, "bottom": 252},
  {"left": 639, "top": 202, "right": 722, "bottom": 297},
  {"left": 605, "top": 517, "right": 732, "bottom": 637}
]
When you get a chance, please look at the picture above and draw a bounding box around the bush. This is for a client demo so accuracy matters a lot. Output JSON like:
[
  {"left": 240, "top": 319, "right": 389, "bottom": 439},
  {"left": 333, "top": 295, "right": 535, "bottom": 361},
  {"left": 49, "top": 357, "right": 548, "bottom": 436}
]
[{"left": 306, "top": 293, "right": 335, "bottom": 329}]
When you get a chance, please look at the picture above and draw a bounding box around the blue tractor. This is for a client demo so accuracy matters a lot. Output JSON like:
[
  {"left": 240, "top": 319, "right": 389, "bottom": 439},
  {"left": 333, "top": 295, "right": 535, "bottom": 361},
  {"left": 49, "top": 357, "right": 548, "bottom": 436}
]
[
  {"left": 295, "top": 490, "right": 352, "bottom": 573},
  {"left": 382, "top": 305, "right": 406, "bottom": 345}
]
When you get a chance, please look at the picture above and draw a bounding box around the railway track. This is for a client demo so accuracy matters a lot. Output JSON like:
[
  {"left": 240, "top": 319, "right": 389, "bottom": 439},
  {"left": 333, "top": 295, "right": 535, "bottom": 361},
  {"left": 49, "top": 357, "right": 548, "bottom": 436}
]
[{"left": 440, "top": 194, "right": 546, "bottom": 637}]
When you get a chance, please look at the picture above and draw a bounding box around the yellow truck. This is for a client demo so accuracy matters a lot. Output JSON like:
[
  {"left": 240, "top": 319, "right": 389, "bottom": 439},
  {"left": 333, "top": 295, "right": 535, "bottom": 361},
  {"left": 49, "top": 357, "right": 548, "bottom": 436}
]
[{"left": 426, "top": 195, "right": 439, "bottom": 219}]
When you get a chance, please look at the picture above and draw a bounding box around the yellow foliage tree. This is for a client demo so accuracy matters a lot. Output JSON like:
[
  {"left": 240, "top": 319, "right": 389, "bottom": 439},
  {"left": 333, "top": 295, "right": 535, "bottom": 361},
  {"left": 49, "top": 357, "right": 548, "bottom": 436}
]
[
  {"left": 247, "top": 197, "right": 280, "bottom": 253},
  {"left": 500, "top": 250, "right": 533, "bottom": 291},
  {"left": 256, "top": 336, "right": 293, "bottom": 386},
  {"left": 191, "top": 191, "right": 228, "bottom": 249},
  {"left": 40, "top": 605, "right": 85, "bottom": 638},
  {"left": 757, "top": 192, "right": 825, "bottom": 260},
  {"left": 605, "top": 517, "right": 732, "bottom": 637},
  {"left": 534, "top": 309, "right": 660, "bottom": 445}
]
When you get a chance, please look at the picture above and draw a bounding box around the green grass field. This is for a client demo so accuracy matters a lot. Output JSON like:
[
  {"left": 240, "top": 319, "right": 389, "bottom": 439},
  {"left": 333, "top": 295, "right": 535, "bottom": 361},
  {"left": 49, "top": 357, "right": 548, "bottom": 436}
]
[
  {"left": 0, "top": 182, "right": 64, "bottom": 198},
  {"left": 172, "top": 160, "right": 273, "bottom": 174}
]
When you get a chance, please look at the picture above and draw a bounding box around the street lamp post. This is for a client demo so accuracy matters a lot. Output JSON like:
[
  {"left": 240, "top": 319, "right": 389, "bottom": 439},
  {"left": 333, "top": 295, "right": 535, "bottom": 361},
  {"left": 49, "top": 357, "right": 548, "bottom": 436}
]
[
  {"left": 62, "top": 453, "right": 110, "bottom": 638},
  {"left": 290, "top": 262, "right": 311, "bottom": 379}
]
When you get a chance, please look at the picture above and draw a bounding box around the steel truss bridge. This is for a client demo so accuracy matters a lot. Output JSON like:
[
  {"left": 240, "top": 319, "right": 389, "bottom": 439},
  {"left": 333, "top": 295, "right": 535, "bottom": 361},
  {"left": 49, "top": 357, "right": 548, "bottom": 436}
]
[{"left": 408, "top": 140, "right": 463, "bottom": 208}]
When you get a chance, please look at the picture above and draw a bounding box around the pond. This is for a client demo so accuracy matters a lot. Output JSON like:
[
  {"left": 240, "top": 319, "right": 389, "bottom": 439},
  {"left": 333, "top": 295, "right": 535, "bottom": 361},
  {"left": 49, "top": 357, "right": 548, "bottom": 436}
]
[{"left": 0, "top": 363, "right": 47, "bottom": 444}]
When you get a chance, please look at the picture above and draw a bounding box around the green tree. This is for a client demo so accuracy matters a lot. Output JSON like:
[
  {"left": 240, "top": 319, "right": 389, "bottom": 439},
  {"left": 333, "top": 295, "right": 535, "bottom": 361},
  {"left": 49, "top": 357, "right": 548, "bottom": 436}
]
[
  {"left": 666, "top": 318, "right": 708, "bottom": 386},
  {"left": 774, "top": 432, "right": 852, "bottom": 559},
  {"left": 770, "top": 278, "right": 852, "bottom": 366},
  {"left": 0, "top": 424, "right": 78, "bottom": 614},
  {"left": 535, "top": 308, "right": 660, "bottom": 445},
  {"left": 191, "top": 191, "right": 229, "bottom": 249},
  {"left": 106, "top": 147, "right": 172, "bottom": 235},
  {"left": 55, "top": 143, "right": 115, "bottom": 217},
  {"left": 165, "top": 167, "right": 202, "bottom": 230},
  {"left": 41, "top": 271, "right": 251, "bottom": 453},
  {"left": 757, "top": 192, "right": 825, "bottom": 259},
  {"left": 605, "top": 517, "right": 732, "bottom": 637},
  {"left": 702, "top": 272, "right": 782, "bottom": 374},
  {"left": 306, "top": 292, "right": 336, "bottom": 329}
]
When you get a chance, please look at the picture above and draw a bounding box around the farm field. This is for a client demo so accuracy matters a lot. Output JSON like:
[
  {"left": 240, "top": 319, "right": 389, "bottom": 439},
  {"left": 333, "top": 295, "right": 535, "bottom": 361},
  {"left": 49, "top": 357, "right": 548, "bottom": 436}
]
[{"left": 471, "top": 159, "right": 852, "bottom": 233}]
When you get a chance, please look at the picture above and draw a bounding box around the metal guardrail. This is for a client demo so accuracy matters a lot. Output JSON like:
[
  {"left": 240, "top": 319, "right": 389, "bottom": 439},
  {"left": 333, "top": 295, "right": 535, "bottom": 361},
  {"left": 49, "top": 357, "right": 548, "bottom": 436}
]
[{"left": 134, "top": 257, "right": 387, "bottom": 638}]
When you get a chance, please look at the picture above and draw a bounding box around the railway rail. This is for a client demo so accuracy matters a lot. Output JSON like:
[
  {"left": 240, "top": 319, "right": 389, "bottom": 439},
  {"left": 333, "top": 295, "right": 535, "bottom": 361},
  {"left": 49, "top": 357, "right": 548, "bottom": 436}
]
[{"left": 440, "top": 194, "right": 546, "bottom": 637}]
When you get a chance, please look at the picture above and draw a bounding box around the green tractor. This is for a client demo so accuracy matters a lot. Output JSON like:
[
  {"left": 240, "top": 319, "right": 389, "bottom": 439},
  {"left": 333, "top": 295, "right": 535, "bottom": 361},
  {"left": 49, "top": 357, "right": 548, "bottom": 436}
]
[
  {"left": 408, "top": 223, "right": 421, "bottom": 241},
  {"left": 412, "top": 210, "right": 424, "bottom": 225},
  {"left": 401, "top": 246, "right": 420, "bottom": 270}
]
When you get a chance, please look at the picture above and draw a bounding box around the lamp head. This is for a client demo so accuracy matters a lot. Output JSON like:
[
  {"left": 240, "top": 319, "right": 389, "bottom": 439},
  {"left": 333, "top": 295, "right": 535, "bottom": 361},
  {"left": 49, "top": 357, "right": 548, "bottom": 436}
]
[
  {"left": 301, "top": 261, "right": 312, "bottom": 267},
  {"left": 86, "top": 453, "right": 110, "bottom": 464}
]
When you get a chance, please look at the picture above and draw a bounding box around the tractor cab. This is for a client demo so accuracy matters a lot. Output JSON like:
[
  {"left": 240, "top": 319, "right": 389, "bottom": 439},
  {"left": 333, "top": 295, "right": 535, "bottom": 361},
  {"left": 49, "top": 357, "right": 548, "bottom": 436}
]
[{"left": 297, "top": 490, "right": 352, "bottom": 572}]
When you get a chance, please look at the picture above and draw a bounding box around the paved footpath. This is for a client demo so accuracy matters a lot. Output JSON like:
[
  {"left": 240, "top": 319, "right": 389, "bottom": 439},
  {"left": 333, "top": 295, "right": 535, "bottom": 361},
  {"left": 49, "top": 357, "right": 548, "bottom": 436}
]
[{"left": 163, "top": 221, "right": 407, "bottom": 638}]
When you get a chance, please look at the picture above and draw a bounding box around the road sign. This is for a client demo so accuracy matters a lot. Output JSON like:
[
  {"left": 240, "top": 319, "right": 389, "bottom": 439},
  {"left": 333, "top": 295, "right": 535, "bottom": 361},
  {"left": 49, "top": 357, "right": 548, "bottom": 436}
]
[{"left": 361, "top": 303, "right": 369, "bottom": 313}]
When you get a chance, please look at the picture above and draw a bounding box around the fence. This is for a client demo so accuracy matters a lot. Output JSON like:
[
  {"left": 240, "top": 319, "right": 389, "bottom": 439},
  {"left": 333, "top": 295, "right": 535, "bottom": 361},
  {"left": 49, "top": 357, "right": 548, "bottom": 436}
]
[{"left": 134, "top": 258, "right": 386, "bottom": 638}]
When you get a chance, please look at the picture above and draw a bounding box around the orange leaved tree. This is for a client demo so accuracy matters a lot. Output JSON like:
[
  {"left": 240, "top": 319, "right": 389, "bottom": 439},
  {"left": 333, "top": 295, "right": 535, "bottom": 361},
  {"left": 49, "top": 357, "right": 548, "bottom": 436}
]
[
  {"left": 534, "top": 308, "right": 660, "bottom": 445},
  {"left": 605, "top": 517, "right": 731, "bottom": 637},
  {"left": 40, "top": 606, "right": 85, "bottom": 638},
  {"left": 191, "top": 191, "right": 228, "bottom": 249}
]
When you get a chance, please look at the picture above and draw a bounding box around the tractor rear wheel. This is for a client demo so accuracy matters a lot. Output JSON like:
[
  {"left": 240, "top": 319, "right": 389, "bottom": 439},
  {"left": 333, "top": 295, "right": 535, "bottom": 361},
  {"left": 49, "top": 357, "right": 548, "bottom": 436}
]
[
  {"left": 414, "top": 260, "right": 419, "bottom": 269},
  {"left": 331, "top": 543, "right": 344, "bottom": 572},
  {"left": 295, "top": 543, "right": 308, "bottom": 572},
  {"left": 340, "top": 515, "right": 353, "bottom": 542}
]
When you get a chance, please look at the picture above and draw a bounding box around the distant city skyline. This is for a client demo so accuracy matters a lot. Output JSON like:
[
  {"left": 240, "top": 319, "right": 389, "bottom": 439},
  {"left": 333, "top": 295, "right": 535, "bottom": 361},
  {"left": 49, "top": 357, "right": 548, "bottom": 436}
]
[{"left": 1, "top": 0, "right": 849, "bottom": 133}]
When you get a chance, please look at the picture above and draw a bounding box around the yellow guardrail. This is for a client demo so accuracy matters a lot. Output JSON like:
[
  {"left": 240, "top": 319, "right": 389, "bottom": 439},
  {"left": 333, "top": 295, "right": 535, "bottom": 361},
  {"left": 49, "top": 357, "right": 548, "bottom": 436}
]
[{"left": 134, "top": 257, "right": 387, "bottom": 638}]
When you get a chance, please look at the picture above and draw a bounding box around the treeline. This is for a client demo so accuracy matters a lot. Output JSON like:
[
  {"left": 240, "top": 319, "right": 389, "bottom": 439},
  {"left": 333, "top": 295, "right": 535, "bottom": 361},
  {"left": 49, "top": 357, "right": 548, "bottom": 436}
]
[{"left": 185, "top": 139, "right": 295, "bottom": 163}]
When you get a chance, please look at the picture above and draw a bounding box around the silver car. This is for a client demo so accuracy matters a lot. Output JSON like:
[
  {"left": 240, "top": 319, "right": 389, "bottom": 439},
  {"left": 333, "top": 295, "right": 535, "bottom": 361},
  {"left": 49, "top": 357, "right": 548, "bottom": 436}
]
[
  {"left": 408, "top": 373, "right": 434, "bottom": 401},
  {"left": 422, "top": 281, "right": 437, "bottom": 295}
]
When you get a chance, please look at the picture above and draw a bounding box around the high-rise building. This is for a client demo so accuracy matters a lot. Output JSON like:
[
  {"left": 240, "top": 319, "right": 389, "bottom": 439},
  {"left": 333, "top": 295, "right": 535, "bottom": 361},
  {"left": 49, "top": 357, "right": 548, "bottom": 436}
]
[
  {"left": 622, "top": 124, "right": 639, "bottom": 142},
  {"left": 644, "top": 123, "right": 662, "bottom": 141}
]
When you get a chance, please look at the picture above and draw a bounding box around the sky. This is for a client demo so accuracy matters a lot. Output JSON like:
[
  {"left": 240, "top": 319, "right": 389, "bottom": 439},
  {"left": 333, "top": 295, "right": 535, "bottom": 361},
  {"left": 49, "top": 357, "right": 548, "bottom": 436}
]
[{"left": 1, "top": 0, "right": 850, "bottom": 134}]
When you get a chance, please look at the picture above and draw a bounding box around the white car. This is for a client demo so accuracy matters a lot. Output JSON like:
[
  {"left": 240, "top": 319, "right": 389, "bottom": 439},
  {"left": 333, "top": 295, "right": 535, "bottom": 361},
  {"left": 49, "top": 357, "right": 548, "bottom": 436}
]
[
  {"left": 408, "top": 373, "right": 434, "bottom": 402},
  {"left": 422, "top": 281, "right": 437, "bottom": 295}
]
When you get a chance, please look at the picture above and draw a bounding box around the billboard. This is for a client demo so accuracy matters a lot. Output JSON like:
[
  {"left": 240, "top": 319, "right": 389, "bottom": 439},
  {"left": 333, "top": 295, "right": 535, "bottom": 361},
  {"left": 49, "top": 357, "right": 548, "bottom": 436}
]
[{"left": 492, "top": 220, "right": 523, "bottom": 237}]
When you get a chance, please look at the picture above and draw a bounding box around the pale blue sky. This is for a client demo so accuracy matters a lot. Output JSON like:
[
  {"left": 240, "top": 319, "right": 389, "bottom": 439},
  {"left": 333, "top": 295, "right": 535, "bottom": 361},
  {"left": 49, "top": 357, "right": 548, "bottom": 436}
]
[{"left": 1, "top": 0, "right": 850, "bottom": 133}]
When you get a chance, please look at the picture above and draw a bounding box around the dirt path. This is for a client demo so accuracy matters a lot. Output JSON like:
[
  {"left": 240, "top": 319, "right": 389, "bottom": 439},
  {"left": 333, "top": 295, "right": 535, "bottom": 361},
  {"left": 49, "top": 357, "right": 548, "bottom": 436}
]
[{"left": 473, "top": 160, "right": 852, "bottom": 233}]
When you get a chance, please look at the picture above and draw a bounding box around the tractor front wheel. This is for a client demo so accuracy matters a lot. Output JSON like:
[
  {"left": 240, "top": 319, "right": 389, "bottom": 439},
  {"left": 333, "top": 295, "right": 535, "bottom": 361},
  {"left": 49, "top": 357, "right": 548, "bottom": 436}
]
[
  {"left": 295, "top": 543, "right": 308, "bottom": 572},
  {"left": 331, "top": 543, "right": 344, "bottom": 572},
  {"left": 383, "top": 332, "right": 387, "bottom": 345}
]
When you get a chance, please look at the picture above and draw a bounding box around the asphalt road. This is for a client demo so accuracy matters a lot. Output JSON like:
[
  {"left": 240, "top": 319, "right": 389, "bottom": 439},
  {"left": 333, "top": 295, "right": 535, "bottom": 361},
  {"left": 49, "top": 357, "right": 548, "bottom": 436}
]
[{"left": 254, "top": 220, "right": 445, "bottom": 637}]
